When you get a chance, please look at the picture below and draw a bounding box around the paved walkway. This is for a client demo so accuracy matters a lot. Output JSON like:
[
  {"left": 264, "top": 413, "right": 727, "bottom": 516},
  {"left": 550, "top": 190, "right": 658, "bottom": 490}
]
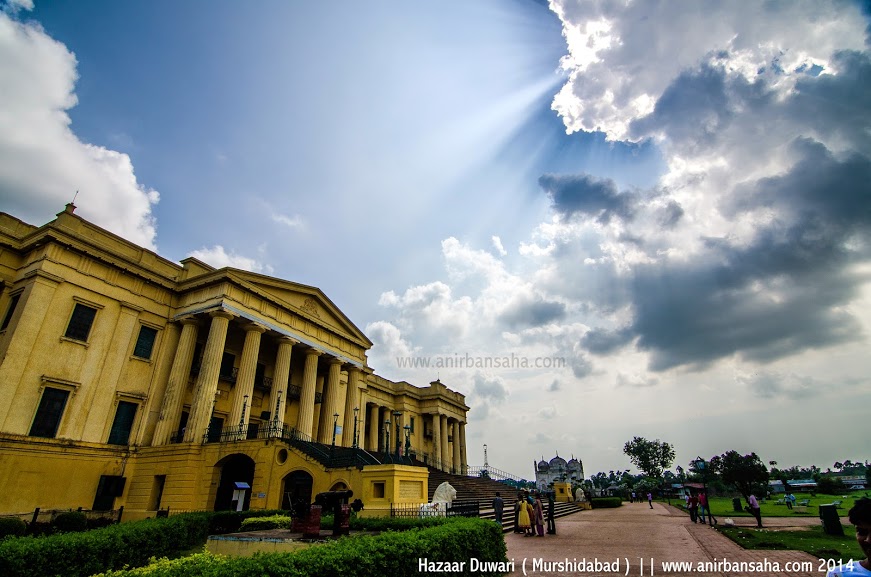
[{"left": 504, "top": 502, "right": 826, "bottom": 577}]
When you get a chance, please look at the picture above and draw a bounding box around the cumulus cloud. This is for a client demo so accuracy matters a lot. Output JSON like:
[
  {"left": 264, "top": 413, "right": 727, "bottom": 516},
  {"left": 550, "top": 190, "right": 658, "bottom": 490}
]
[
  {"left": 543, "top": 0, "right": 871, "bottom": 372},
  {"left": 188, "top": 245, "right": 274, "bottom": 274},
  {"left": 0, "top": 10, "right": 159, "bottom": 249},
  {"left": 549, "top": 0, "right": 867, "bottom": 142}
]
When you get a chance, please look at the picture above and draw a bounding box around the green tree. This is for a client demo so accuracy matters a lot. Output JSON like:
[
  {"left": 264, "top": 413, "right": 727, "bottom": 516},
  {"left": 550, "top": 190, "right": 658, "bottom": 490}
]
[
  {"left": 623, "top": 436, "right": 675, "bottom": 479},
  {"left": 713, "top": 450, "right": 769, "bottom": 499}
]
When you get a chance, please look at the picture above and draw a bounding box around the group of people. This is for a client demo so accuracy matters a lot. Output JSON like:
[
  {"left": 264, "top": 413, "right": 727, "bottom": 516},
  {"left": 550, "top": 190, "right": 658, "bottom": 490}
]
[
  {"left": 684, "top": 491, "right": 716, "bottom": 525},
  {"left": 493, "top": 490, "right": 556, "bottom": 537},
  {"left": 629, "top": 491, "right": 655, "bottom": 508}
]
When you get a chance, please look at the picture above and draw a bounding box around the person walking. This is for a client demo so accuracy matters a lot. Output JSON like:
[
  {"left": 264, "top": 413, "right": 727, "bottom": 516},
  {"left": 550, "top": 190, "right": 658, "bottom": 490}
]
[
  {"left": 747, "top": 493, "right": 763, "bottom": 528},
  {"left": 513, "top": 493, "right": 523, "bottom": 533},
  {"left": 492, "top": 492, "right": 504, "bottom": 527},
  {"left": 648, "top": 492, "right": 653, "bottom": 509},
  {"left": 698, "top": 491, "right": 716, "bottom": 525},
  {"left": 688, "top": 493, "right": 699, "bottom": 522}
]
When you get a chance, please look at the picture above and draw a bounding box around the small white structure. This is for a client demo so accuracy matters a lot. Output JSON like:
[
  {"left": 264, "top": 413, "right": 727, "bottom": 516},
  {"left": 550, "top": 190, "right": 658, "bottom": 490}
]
[{"left": 419, "top": 481, "right": 457, "bottom": 517}]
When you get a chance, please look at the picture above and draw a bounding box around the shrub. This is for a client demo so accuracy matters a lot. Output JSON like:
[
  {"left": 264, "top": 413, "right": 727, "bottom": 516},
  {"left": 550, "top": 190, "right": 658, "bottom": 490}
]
[
  {"left": 239, "top": 515, "right": 292, "bottom": 531},
  {"left": 52, "top": 511, "right": 88, "bottom": 533},
  {"left": 95, "top": 517, "right": 507, "bottom": 577},
  {"left": 591, "top": 497, "right": 622, "bottom": 509},
  {"left": 0, "top": 518, "right": 26, "bottom": 540}
]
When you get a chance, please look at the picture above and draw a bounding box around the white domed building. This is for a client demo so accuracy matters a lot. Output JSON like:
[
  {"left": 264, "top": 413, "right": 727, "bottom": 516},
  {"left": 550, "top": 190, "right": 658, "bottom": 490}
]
[{"left": 534, "top": 454, "right": 584, "bottom": 491}]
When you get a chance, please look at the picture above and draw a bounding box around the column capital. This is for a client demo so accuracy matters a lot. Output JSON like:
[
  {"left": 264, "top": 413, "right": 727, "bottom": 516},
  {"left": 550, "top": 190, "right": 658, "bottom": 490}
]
[
  {"left": 178, "top": 316, "right": 200, "bottom": 327},
  {"left": 210, "top": 309, "right": 236, "bottom": 321},
  {"left": 277, "top": 335, "right": 299, "bottom": 345},
  {"left": 304, "top": 347, "right": 323, "bottom": 357},
  {"left": 244, "top": 322, "right": 268, "bottom": 334},
  {"left": 326, "top": 356, "right": 343, "bottom": 366}
]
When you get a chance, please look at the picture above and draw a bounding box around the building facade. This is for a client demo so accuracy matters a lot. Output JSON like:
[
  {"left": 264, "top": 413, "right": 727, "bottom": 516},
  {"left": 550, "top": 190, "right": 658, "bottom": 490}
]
[{"left": 0, "top": 206, "right": 469, "bottom": 518}]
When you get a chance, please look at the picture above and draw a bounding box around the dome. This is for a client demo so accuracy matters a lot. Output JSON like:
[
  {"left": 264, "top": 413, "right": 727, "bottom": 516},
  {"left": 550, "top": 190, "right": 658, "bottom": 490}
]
[
  {"left": 549, "top": 456, "right": 567, "bottom": 471},
  {"left": 567, "top": 458, "right": 581, "bottom": 471},
  {"left": 537, "top": 460, "right": 549, "bottom": 471}
]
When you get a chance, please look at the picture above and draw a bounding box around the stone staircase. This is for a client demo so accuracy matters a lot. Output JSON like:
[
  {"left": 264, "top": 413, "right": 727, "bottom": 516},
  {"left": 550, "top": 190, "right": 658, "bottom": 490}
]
[{"left": 426, "top": 467, "right": 583, "bottom": 532}]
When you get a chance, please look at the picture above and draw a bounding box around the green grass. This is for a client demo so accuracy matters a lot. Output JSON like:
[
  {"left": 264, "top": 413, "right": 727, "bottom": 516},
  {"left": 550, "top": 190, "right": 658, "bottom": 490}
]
[
  {"left": 700, "top": 491, "right": 868, "bottom": 518},
  {"left": 719, "top": 525, "right": 864, "bottom": 561}
]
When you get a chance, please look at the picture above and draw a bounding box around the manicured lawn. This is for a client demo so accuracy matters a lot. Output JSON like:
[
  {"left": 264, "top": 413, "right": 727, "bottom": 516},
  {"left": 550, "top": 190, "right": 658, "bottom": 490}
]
[
  {"left": 719, "top": 524, "right": 864, "bottom": 561},
  {"left": 701, "top": 492, "right": 866, "bottom": 518}
]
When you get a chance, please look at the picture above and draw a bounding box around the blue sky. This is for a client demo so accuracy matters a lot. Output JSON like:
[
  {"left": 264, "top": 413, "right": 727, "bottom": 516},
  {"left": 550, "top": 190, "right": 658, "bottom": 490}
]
[{"left": 2, "top": 0, "right": 870, "bottom": 479}]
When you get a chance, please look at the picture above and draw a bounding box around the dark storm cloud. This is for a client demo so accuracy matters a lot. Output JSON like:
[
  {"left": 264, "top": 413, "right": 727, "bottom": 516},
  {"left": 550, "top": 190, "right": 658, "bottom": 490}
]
[
  {"left": 565, "top": 44, "right": 871, "bottom": 372},
  {"left": 538, "top": 173, "right": 638, "bottom": 223},
  {"left": 499, "top": 295, "right": 566, "bottom": 328},
  {"left": 725, "top": 138, "right": 871, "bottom": 233},
  {"left": 628, "top": 178, "right": 868, "bottom": 371},
  {"left": 657, "top": 200, "right": 684, "bottom": 228},
  {"left": 629, "top": 63, "right": 733, "bottom": 147},
  {"left": 581, "top": 327, "right": 633, "bottom": 355},
  {"left": 572, "top": 141, "right": 871, "bottom": 370}
]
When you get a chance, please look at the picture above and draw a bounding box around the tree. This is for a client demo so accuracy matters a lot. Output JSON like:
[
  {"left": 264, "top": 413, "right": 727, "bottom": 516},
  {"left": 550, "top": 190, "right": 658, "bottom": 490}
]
[
  {"left": 713, "top": 450, "right": 769, "bottom": 499},
  {"left": 623, "top": 436, "right": 675, "bottom": 479}
]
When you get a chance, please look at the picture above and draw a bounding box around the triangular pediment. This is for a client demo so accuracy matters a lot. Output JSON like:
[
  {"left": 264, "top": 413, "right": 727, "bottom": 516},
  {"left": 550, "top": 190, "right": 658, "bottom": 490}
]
[{"left": 227, "top": 271, "right": 371, "bottom": 347}]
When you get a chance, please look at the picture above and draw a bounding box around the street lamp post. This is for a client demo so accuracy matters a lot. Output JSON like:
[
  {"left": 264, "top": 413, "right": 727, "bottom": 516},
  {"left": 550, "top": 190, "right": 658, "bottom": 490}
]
[
  {"left": 404, "top": 424, "right": 411, "bottom": 458},
  {"left": 384, "top": 419, "right": 390, "bottom": 458},
  {"left": 352, "top": 407, "right": 359, "bottom": 449},
  {"left": 393, "top": 411, "right": 402, "bottom": 457},
  {"left": 331, "top": 412, "right": 339, "bottom": 448}
]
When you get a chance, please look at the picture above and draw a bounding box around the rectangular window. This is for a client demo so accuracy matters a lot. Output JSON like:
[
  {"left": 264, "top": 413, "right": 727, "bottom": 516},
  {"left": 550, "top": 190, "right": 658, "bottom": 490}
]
[
  {"left": 254, "top": 362, "right": 266, "bottom": 388},
  {"left": 107, "top": 401, "right": 138, "bottom": 445},
  {"left": 220, "top": 352, "right": 235, "bottom": 379},
  {"left": 132, "top": 325, "right": 158, "bottom": 359},
  {"left": 410, "top": 417, "right": 415, "bottom": 433},
  {"left": 64, "top": 303, "right": 97, "bottom": 342},
  {"left": 29, "top": 387, "right": 70, "bottom": 438},
  {"left": 1, "top": 293, "right": 21, "bottom": 331}
]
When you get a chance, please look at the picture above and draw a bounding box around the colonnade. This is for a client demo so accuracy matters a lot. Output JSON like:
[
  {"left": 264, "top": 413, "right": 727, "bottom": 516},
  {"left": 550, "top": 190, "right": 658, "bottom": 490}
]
[
  {"left": 149, "top": 309, "right": 468, "bottom": 474},
  {"left": 151, "top": 310, "right": 364, "bottom": 447}
]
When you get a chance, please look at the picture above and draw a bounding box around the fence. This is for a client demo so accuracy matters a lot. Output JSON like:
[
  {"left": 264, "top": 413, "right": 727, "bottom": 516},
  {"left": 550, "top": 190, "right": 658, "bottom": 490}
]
[{"left": 391, "top": 500, "right": 480, "bottom": 518}]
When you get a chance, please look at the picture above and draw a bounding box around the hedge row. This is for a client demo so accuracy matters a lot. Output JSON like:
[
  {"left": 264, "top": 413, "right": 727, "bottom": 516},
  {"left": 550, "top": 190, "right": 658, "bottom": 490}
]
[
  {"left": 591, "top": 497, "right": 623, "bottom": 508},
  {"left": 0, "top": 510, "right": 282, "bottom": 577},
  {"left": 97, "top": 517, "right": 507, "bottom": 577}
]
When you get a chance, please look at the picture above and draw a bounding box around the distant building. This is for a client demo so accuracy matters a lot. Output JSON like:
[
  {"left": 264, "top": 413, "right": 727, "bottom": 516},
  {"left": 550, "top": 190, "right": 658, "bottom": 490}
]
[
  {"left": 534, "top": 454, "right": 584, "bottom": 491},
  {"left": 769, "top": 479, "right": 818, "bottom": 493},
  {"left": 0, "top": 207, "right": 469, "bottom": 518}
]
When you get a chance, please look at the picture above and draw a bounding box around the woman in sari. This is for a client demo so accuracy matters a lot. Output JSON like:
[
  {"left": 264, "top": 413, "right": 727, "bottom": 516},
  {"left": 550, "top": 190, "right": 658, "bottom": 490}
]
[
  {"left": 533, "top": 494, "right": 545, "bottom": 536},
  {"left": 517, "top": 495, "right": 532, "bottom": 535}
]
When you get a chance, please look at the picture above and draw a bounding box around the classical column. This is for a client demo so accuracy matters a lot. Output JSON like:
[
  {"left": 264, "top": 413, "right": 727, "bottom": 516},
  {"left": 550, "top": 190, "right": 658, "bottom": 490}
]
[
  {"left": 153, "top": 318, "right": 199, "bottom": 445},
  {"left": 296, "top": 348, "right": 321, "bottom": 440},
  {"left": 452, "top": 420, "right": 461, "bottom": 473},
  {"left": 459, "top": 421, "right": 467, "bottom": 474},
  {"left": 318, "top": 358, "right": 342, "bottom": 444},
  {"left": 440, "top": 414, "right": 450, "bottom": 470},
  {"left": 227, "top": 323, "right": 266, "bottom": 440},
  {"left": 184, "top": 310, "right": 233, "bottom": 442},
  {"left": 341, "top": 366, "right": 361, "bottom": 447},
  {"left": 268, "top": 336, "right": 297, "bottom": 436},
  {"left": 368, "top": 404, "right": 379, "bottom": 451},
  {"left": 431, "top": 412, "right": 441, "bottom": 469}
]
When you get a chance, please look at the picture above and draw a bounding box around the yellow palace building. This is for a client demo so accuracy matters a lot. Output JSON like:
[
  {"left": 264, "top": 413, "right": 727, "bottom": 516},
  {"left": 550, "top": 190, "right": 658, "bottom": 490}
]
[{"left": 0, "top": 206, "right": 469, "bottom": 520}]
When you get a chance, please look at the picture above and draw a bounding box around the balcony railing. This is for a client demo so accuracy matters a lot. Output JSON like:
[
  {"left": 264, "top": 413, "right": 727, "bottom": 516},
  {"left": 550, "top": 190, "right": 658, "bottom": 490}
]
[{"left": 196, "top": 422, "right": 380, "bottom": 469}]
